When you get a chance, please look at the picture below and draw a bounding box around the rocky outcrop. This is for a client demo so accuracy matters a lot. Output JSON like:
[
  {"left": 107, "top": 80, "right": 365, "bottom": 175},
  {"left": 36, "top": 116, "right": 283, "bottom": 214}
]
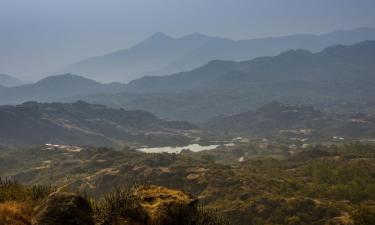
[
  {"left": 32, "top": 192, "right": 94, "bottom": 225},
  {"left": 133, "top": 185, "right": 198, "bottom": 224}
]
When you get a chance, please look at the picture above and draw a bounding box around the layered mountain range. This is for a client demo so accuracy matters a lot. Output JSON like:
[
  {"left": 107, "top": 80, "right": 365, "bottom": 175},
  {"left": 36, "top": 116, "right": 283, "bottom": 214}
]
[
  {"left": 76, "top": 41, "right": 375, "bottom": 121},
  {"left": 63, "top": 27, "right": 375, "bottom": 82},
  {"left": 2, "top": 41, "right": 375, "bottom": 122}
]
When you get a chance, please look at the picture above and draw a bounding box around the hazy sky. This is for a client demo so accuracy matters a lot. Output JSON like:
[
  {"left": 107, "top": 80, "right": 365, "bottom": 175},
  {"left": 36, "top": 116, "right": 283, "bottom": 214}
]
[{"left": 1, "top": 0, "right": 375, "bottom": 80}]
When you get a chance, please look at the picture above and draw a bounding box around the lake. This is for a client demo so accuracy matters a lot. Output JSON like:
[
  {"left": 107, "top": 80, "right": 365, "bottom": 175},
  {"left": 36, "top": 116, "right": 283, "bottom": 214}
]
[{"left": 137, "top": 144, "right": 220, "bottom": 154}]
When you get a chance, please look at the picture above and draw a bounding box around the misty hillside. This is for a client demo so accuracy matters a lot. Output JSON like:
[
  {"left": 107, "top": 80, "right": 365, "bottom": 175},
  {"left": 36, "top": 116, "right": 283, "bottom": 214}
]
[
  {"left": 0, "top": 74, "right": 27, "bottom": 87},
  {"left": 203, "top": 101, "right": 375, "bottom": 138},
  {"left": 63, "top": 32, "right": 229, "bottom": 82},
  {"left": 126, "top": 40, "right": 375, "bottom": 92},
  {"left": 64, "top": 27, "right": 375, "bottom": 82},
  {"left": 0, "top": 74, "right": 126, "bottom": 105},
  {"left": 0, "top": 101, "right": 195, "bottom": 147},
  {"left": 159, "top": 27, "right": 375, "bottom": 75},
  {"left": 74, "top": 41, "right": 375, "bottom": 121}
]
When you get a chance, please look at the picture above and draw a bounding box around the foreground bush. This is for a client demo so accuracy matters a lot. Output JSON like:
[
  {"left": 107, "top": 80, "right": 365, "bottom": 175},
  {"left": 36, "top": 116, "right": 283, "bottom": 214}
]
[
  {"left": 94, "top": 185, "right": 230, "bottom": 225},
  {"left": 0, "top": 180, "right": 229, "bottom": 225}
]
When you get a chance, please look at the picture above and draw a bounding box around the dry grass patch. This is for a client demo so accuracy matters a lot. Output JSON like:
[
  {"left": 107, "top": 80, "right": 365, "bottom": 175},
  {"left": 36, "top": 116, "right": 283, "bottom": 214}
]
[{"left": 0, "top": 201, "right": 33, "bottom": 225}]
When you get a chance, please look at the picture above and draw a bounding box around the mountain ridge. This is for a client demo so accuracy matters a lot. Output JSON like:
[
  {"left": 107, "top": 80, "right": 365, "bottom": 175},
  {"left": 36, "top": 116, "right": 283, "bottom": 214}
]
[
  {"left": 63, "top": 27, "right": 375, "bottom": 82},
  {"left": 0, "top": 74, "right": 127, "bottom": 105},
  {"left": 0, "top": 101, "right": 196, "bottom": 147},
  {"left": 63, "top": 32, "right": 229, "bottom": 82},
  {"left": 126, "top": 40, "right": 375, "bottom": 92},
  {"left": 73, "top": 41, "right": 375, "bottom": 121},
  {"left": 203, "top": 101, "right": 375, "bottom": 138},
  {"left": 2, "top": 41, "right": 375, "bottom": 122},
  {"left": 0, "top": 74, "right": 28, "bottom": 87}
]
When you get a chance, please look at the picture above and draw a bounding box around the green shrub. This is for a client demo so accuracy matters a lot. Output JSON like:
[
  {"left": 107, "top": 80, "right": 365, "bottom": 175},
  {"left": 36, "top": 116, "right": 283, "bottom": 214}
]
[
  {"left": 93, "top": 188, "right": 147, "bottom": 225},
  {"left": 154, "top": 204, "right": 230, "bottom": 225}
]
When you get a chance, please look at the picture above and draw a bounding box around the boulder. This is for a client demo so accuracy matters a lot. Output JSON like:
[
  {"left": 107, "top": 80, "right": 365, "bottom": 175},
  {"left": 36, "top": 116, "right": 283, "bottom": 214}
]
[{"left": 32, "top": 192, "right": 94, "bottom": 225}]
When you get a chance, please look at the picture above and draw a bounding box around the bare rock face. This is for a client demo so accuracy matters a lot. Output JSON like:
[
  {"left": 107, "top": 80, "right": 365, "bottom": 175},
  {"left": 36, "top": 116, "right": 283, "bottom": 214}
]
[
  {"left": 133, "top": 185, "right": 198, "bottom": 224},
  {"left": 32, "top": 192, "right": 95, "bottom": 225}
]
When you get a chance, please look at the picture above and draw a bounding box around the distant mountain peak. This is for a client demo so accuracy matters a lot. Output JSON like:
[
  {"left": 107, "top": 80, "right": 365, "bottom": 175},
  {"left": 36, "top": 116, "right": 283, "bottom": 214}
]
[
  {"left": 35, "top": 73, "right": 101, "bottom": 87},
  {"left": 149, "top": 32, "right": 173, "bottom": 41},
  {"left": 38, "top": 73, "right": 93, "bottom": 81}
]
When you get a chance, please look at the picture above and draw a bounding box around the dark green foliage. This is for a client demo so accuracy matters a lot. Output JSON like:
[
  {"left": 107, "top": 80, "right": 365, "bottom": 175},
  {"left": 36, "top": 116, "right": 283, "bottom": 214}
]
[
  {"left": 154, "top": 204, "right": 230, "bottom": 225},
  {"left": 352, "top": 205, "right": 375, "bottom": 225},
  {"left": 293, "top": 144, "right": 375, "bottom": 203},
  {"left": 144, "top": 153, "right": 177, "bottom": 167}
]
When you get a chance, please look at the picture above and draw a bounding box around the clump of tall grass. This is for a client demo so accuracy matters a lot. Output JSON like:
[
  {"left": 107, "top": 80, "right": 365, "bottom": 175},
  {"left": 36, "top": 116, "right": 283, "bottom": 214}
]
[
  {"left": 93, "top": 188, "right": 148, "bottom": 225},
  {"left": 0, "top": 178, "right": 54, "bottom": 203}
]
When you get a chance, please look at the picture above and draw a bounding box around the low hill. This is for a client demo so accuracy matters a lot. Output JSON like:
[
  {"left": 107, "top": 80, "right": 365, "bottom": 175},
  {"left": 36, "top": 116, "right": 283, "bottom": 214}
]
[
  {"left": 0, "top": 74, "right": 126, "bottom": 105},
  {"left": 0, "top": 101, "right": 196, "bottom": 147}
]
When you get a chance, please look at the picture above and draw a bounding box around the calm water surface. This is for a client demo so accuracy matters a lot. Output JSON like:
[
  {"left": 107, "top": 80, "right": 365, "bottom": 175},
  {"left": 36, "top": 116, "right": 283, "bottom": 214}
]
[{"left": 137, "top": 144, "right": 220, "bottom": 154}]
